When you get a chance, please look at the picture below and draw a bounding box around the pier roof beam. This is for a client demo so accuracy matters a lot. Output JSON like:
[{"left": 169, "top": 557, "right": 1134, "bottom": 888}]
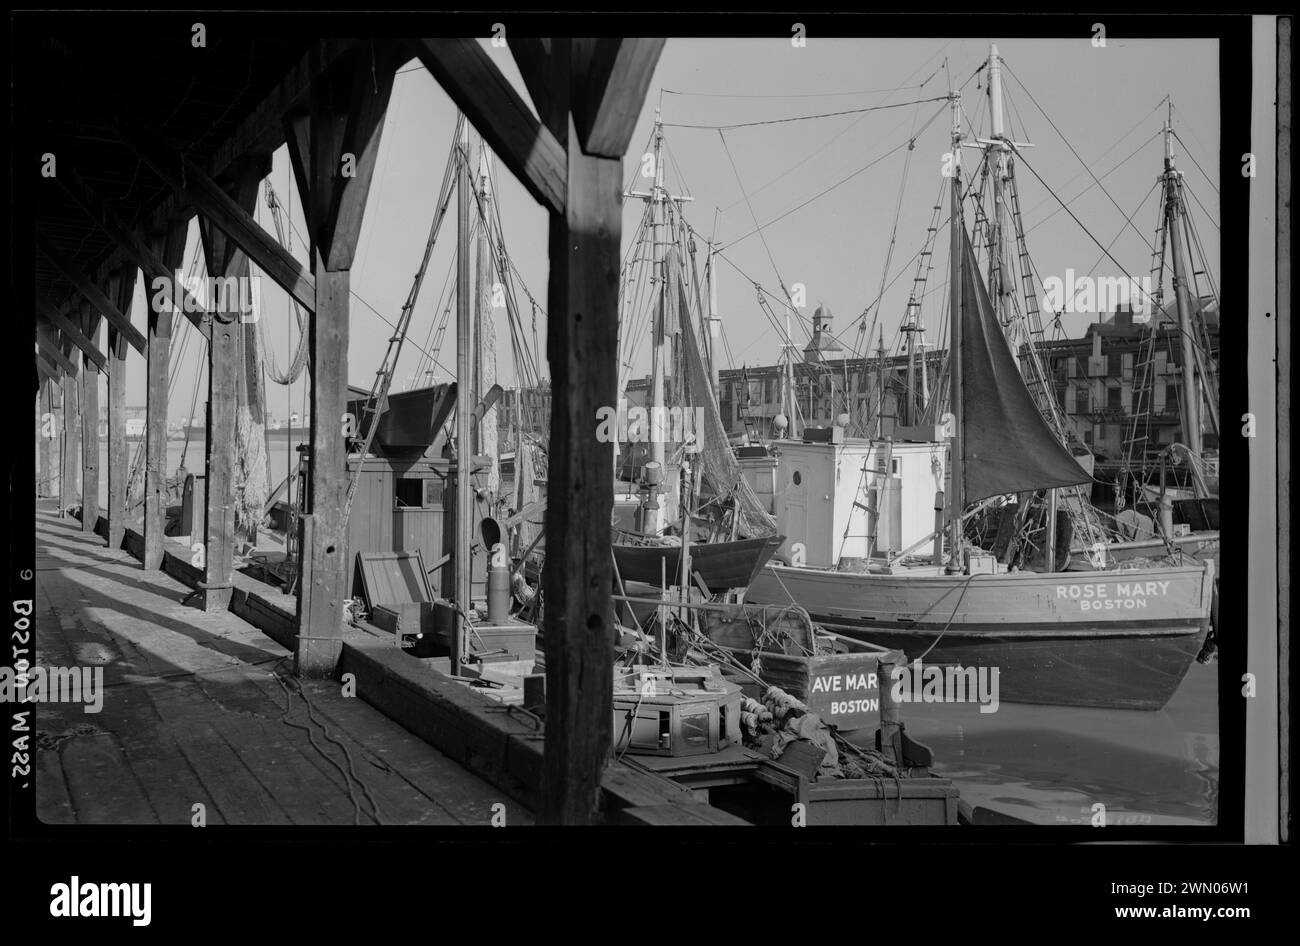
[
  {"left": 56, "top": 170, "right": 211, "bottom": 341},
  {"left": 35, "top": 230, "right": 148, "bottom": 354},
  {"left": 571, "top": 38, "right": 665, "bottom": 158},
  {"left": 37, "top": 332, "right": 77, "bottom": 377},
  {"left": 198, "top": 154, "right": 274, "bottom": 284},
  {"left": 38, "top": 298, "right": 106, "bottom": 372},
  {"left": 509, "top": 38, "right": 568, "bottom": 136},
  {"left": 35, "top": 353, "right": 58, "bottom": 385},
  {"left": 205, "top": 39, "right": 361, "bottom": 185},
  {"left": 117, "top": 125, "right": 317, "bottom": 312},
  {"left": 409, "top": 38, "right": 567, "bottom": 217}
]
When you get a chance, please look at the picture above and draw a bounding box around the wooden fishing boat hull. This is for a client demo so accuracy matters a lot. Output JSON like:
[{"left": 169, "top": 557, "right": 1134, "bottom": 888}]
[
  {"left": 613, "top": 534, "right": 784, "bottom": 590},
  {"left": 744, "top": 561, "right": 1215, "bottom": 710},
  {"left": 345, "top": 382, "right": 456, "bottom": 458},
  {"left": 699, "top": 608, "right": 901, "bottom": 731}
]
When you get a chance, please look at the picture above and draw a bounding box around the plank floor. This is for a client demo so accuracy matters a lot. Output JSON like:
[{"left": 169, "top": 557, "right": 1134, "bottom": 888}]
[{"left": 31, "top": 504, "right": 533, "bottom": 827}]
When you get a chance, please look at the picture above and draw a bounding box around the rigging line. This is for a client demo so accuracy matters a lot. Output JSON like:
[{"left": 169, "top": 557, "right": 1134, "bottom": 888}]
[
  {"left": 853, "top": 120, "right": 919, "bottom": 362},
  {"left": 712, "top": 47, "right": 961, "bottom": 216},
  {"left": 1001, "top": 59, "right": 1157, "bottom": 255},
  {"left": 705, "top": 242, "right": 816, "bottom": 341},
  {"left": 618, "top": 230, "right": 657, "bottom": 388},
  {"left": 827, "top": 177, "right": 952, "bottom": 353},
  {"left": 1170, "top": 110, "right": 1221, "bottom": 195},
  {"left": 1021, "top": 95, "right": 1169, "bottom": 218},
  {"left": 1015, "top": 151, "right": 1217, "bottom": 355},
  {"left": 717, "top": 128, "right": 796, "bottom": 317},
  {"left": 1182, "top": 188, "right": 1221, "bottom": 302},
  {"left": 1023, "top": 131, "right": 1162, "bottom": 236},
  {"left": 718, "top": 134, "right": 918, "bottom": 252},
  {"left": 275, "top": 210, "right": 450, "bottom": 369},
  {"left": 1179, "top": 176, "right": 1221, "bottom": 233},
  {"left": 487, "top": 177, "right": 549, "bottom": 384},
  {"left": 1056, "top": 178, "right": 1163, "bottom": 316},
  {"left": 661, "top": 77, "right": 941, "bottom": 99},
  {"left": 661, "top": 135, "right": 693, "bottom": 199},
  {"left": 623, "top": 127, "right": 658, "bottom": 199},
  {"left": 411, "top": 245, "right": 459, "bottom": 384},
  {"left": 663, "top": 94, "right": 952, "bottom": 130}
]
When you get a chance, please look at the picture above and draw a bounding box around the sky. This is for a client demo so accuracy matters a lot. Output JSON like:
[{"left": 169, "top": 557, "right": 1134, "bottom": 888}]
[{"left": 112, "top": 35, "right": 1220, "bottom": 420}]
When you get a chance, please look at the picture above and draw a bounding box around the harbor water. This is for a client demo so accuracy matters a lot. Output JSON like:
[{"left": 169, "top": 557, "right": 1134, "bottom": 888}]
[{"left": 884, "top": 659, "right": 1219, "bottom": 826}]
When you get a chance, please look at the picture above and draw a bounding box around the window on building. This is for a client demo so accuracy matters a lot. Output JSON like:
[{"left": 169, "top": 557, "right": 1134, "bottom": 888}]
[
  {"left": 1075, "top": 388, "right": 1089, "bottom": 413},
  {"left": 1165, "top": 384, "right": 1179, "bottom": 413},
  {"left": 1107, "top": 386, "right": 1121, "bottom": 410},
  {"left": 1108, "top": 352, "right": 1122, "bottom": 377},
  {"left": 1083, "top": 429, "right": 1093, "bottom": 445}
]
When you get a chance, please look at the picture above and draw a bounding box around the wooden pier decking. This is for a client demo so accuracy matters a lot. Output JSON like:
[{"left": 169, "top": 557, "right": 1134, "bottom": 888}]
[{"left": 33, "top": 503, "right": 533, "bottom": 827}]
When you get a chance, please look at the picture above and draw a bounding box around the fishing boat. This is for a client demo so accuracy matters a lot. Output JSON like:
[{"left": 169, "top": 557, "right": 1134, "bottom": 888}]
[
  {"left": 746, "top": 51, "right": 1215, "bottom": 710},
  {"left": 612, "top": 530, "right": 782, "bottom": 590}
]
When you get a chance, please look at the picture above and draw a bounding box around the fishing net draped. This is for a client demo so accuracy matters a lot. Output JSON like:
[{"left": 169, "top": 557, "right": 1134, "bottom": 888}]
[{"left": 667, "top": 247, "right": 777, "bottom": 540}]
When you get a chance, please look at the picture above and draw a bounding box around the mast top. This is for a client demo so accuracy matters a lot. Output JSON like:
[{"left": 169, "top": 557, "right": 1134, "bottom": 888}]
[
  {"left": 1163, "top": 97, "right": 1176, "bottom": 168},
  {"left": 988, "top": 44, "right": 1005, "bottom": 139}
]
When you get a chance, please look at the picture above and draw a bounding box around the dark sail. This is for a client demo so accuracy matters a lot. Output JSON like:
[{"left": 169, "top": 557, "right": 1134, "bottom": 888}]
[{"left": 959, "top": 229, "right": 1089, "bottom": 504}]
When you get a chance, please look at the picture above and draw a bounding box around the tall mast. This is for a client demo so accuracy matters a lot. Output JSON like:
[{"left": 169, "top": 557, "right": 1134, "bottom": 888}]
[
  {"left": 474, "top": 139, "right": 499, "bottom": 496},
  {"left": 1163, "top": 101, "right": 1203, "bottom": 459},
  {"left": 875, "top": 326, "right": 886, "bottom": 438},
  {"left": 947, "top": 89, "right": 965, "bottom": 570},
  {"left": 453, "top": 116, "right": 472, "bottom": 672},
  {"left": 623, "top": 113, "right": 693, "bottom": 533},
  {"left": 646, "top": 111, "right": 668, "bottom": 534},
  {"left": 780, "top": 310, "right": 790, "bottom": 436},
  {"left": 706, "top": 244, "right": 720, "bottom": 401},
  {"left": 987, "top": 44, "right": 1013, "bottom": 317},
  {"left": 903, "top": 311, "right": 916, "bottom": 427}
]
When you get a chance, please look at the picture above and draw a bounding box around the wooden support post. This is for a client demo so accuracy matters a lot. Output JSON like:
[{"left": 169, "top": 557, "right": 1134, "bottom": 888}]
[
  {"left": 453, "top": 118, "right": 472, "bottom": 673},
  {"left": 60, "top": 371, "right": 80, "bottom": 518},
  {"left": 877, "top": 655, "right": 902, "bottom": 765},
  {"left": 79, "top": 303, "right": 101, "bottom": 533},
  {"left": 106, "top": 268, "right": 136, "bottom": 551},
  {"left": 37, "top": 377, "right": 54, "bottom": 498},
  {"left": 198, "top": 164, "right": 264, "bottom": 612},
  {"left": 293, "top": 50, "right": 394, "bottom": 677},
  {"left": 143, "top": 221, "right": 187, "bottom": 568},
  {"left": 296, "top": 263, "right": 349, "bottom": 674},
  {"left": 539, "top": 39, "right": 627, "bottom": 825},
  {"left": 201, "top": 301, "right": 237, "bottom": 609}
]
